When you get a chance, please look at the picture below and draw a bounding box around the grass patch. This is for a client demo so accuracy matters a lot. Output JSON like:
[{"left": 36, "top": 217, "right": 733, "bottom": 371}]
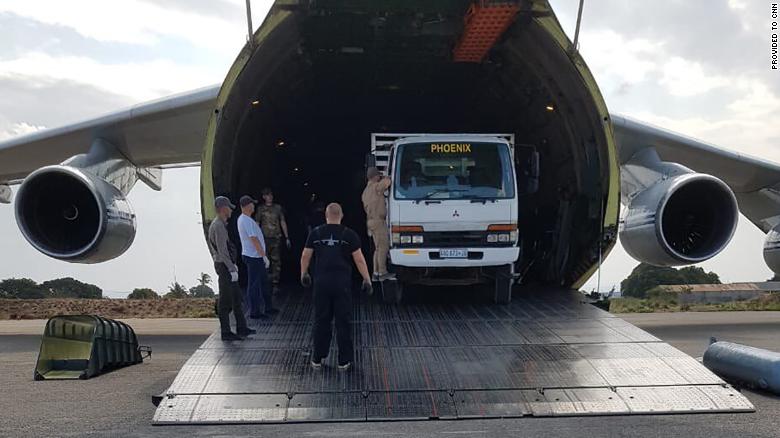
[
  {"left": 610, "top": 292, "right": 780, "bottom": 313},
  {"left": 0, "top": 298, "right": 217, "bottom": 320}
]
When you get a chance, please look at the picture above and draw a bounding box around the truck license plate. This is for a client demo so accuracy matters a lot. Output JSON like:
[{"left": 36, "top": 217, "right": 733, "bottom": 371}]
[{"left": 439, "top": 249, "right": 468, "bottom": 259}]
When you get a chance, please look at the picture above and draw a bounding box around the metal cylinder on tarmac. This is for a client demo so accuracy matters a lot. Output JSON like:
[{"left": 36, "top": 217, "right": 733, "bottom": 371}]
[{"left": 703, "top": 340, "right": 780, "bottom": 394}]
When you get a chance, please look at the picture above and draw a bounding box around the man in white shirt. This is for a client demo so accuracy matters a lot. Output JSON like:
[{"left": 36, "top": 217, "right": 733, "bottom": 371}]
[{"left": 237, "top": 195, "right": 278, "bottom": 318}]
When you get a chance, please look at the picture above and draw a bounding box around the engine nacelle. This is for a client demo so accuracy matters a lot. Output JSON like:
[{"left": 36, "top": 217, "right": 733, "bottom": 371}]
[
  {"left": 763, "top": 227, "right": 780, "bottom": 275},
  {"left": 14, "top": 165, "right": 136, "bottom": 263},
  {"left": 620, "top": 173, "right": 738, "bottom": 266}
]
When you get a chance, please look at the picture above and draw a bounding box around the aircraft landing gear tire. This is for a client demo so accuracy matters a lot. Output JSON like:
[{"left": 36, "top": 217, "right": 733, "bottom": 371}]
[
  {"left": 493, "top": 267, "right": 513, "bottom": 305},
  {"left": 382, "top": 280, "right": 403, "bottom": 304}
]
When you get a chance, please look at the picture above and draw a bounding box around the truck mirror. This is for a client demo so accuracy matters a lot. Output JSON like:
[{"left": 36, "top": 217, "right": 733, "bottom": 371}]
[
  {"left": 365, "top": 153, "right": 377, "bottom": 168},
  {"left": 529, "top": 151, "right": 540, "bottom": 178},
  {"left": 527, "top": 151, "right": 540, "bottom": 194},
  {"left": 516, "top": 146, "right": 540, "bottom": 195}
]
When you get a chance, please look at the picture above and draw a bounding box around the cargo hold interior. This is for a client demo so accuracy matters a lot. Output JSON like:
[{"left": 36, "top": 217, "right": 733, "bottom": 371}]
[{"left": 207, "top": 3, "right": 611, "bottom": 286}]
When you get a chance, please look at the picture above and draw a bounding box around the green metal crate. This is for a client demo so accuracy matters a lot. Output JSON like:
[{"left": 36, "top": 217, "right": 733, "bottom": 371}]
[{"left": 34, "top": 315, "right": 146, "bottom": 380}]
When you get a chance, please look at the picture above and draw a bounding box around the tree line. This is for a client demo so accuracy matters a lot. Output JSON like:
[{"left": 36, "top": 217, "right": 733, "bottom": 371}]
[
  {"left": 0, "top": 273, "right": 216, "bottom": 300},
  {"left": 620, "top": 263, "right": 721, "bottom": 298},
  {"left": 0, "top": 264, "right": 734, "bottom": 300},
  {"left": 0, "top": 277, "right": 102, "bottom": 299},
  {"left": 127, "top": 273, "right": 215, "bottom": 299}
]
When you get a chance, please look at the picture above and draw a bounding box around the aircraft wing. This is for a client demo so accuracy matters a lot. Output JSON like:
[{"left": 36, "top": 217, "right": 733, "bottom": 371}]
[
  {"left": 612, "top": 113, "right": 780, "bottom": 233},
  {"left": 0, "top": 85, "right": 220, "bottom": 184}
]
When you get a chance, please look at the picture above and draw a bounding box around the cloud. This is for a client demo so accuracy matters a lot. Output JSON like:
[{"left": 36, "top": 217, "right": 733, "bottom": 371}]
[
  {"left": 552, "top": 0, "right": 780, "bottom": 94},
  {"left": 0, "top": 53, "right": 220, "bottom": 101},
  {"left": 579, "top": 30, "right": 663, "bottom": 86},
  {"left": 660, "top": 57, "right": 730, "bottom": 97},
  {"left": 0, "top": 120, "right": 44, "bottom": 141},
  {"left": 560, "top": 1, "right": 780, "bottom": 164},
  {"left": 629, "top": 75, "right": 780, "bottom": 162},
  {"left": 0, "top": 76, "right": 133, "bottom": 127},
  {"left": 727, "top": 79, "right": 780, "bottom": 119},
  {"left": 0, "top": 0, "right": 271, "bottom": 51},
  {"left": 728, "top": 0, "right": 748, "bottom": 9},
  {"left": 138, "top": 0, "right": 246, "bottom": 22},
  {"left": 0, "top": 1, "right": 276, "bottom": 112}
]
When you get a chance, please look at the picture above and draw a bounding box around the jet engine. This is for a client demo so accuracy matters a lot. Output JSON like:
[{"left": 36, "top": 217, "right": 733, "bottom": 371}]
[
  {"left": 14, "top": 165, "right": 136, "bottom": 263},
  {"left": 620, "top": 173, "right": 738, "bottom": 266},
  {"left": 763, "top": 227, "right": 780, "bottom": 275}
]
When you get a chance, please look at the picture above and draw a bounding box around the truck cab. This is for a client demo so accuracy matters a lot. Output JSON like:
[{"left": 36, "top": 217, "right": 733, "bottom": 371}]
[{"left": 371, "top": 134, "right": 521, "bottom": 304}]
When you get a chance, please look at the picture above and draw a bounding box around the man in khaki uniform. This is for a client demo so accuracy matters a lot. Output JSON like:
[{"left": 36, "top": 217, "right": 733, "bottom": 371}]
[
  {"left": 361, "top": 167, "right": 392, "bottom": 280},
  {"left": 255, "top": 188, "right": 291, "bottom": 290}
]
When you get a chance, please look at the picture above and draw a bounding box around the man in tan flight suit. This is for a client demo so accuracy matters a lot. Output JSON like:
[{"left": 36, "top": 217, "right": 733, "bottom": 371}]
[
  {"left": 361, "top": 167, "right": 392, "bottom": 280},
  {"left": 255, "top": 188, "right": 291, "bottom": 292}
]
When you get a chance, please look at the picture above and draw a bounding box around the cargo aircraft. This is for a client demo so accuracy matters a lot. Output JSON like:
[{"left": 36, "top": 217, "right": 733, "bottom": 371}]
[
  {"left": 1, "top": 0, "right": 778, "bottom": 293},
  {"left": 2, "top": 1, "right": 771, "bottom": 422}
]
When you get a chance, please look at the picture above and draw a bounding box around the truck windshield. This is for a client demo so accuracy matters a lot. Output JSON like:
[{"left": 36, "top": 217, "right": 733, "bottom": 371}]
[{"left": 394, "top": 141, "right": 515, "bottom": 200}]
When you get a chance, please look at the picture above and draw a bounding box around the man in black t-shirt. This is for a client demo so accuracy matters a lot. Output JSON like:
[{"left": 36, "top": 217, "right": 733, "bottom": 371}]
[{"left": 300, "top": 203, "right": 372, "bottom": 371}]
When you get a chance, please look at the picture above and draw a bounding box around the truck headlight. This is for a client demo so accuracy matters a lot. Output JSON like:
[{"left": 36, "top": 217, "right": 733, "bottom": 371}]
[
  {"left": 487, "top": 234, "right": 498, "bottom": 243},
  {"left": 510, "top": 230, "right": 519, "bottom": 242},
  {"left": 412, "top": 235, "right": 424, "bottom": 244},
  {"left": 498, "top": 234, "right": 510, "bottom": 242},
  {"left": 400, "top": 235, "right": 412, "bottom": 244},
  {"left": 392, "top": 233, "right": 401, "bottom": 244}
]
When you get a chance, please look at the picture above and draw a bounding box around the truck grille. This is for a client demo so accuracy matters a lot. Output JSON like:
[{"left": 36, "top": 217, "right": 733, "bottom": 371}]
[
  {"left": 424, "top": 231, "right": 487, "bottom": 247},
  {"left": 396, "top": 231, "right": 516, "bottom": 248}
]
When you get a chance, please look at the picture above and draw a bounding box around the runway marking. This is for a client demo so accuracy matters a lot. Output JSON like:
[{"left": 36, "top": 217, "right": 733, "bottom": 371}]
[{"left": 304, "top": 432, "right": 405, "bottom": 437}]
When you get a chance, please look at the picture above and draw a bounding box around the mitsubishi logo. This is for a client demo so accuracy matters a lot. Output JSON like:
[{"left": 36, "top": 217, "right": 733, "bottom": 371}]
[{"left": 452, "top": 210, "right": 460, "bottom": 218}]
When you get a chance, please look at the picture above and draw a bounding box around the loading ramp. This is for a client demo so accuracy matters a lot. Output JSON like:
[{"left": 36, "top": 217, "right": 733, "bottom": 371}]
[{"left": 153, "top": 287, "right": 753, "bottom": 424}]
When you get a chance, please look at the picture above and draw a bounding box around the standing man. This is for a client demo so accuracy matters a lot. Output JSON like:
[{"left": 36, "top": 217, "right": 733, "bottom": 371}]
[
  {"left": 361, "top": 167, "right": 392, "bottom": 280},
  {"left": 306, "top": 194, "right": 327, "bottom": 234},
  {"left": 254, "top": 188, "right": 291, "bottom": 293},
  {"left": 300, "top": 203, "right": 372, "bottom": 371},
  {"left": 237, "top": 195, "right": 278, "bottom": 318},
  {"left": 207, "top": 196, "right": 255, "bottom": 341}
]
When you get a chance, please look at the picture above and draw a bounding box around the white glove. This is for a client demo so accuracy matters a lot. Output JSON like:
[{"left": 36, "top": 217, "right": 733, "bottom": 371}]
[
  {"left": 263, "top": 256, "right": 270, "bottom": 269},
  {"left": 230, "top": 271, "right": 239, "bottom": 282}
]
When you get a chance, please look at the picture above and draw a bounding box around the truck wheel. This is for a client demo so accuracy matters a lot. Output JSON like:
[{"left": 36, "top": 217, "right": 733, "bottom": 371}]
[
  {"left": 382, "top": 280, "right": 403, "bottom": 304},
  {"left": 493, "top": 268, "right": 513, "bottom": 304}
]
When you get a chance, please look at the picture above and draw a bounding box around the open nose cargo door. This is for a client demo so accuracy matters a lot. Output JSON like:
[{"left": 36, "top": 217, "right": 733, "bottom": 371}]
[{"left": 34, "top": 315, "right": 149, "bottom": 380}]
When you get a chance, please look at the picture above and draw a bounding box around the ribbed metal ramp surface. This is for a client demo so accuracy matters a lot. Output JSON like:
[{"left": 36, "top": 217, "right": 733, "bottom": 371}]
[{"left": 153, "top": 288, "right": 753, "bottom": 425}]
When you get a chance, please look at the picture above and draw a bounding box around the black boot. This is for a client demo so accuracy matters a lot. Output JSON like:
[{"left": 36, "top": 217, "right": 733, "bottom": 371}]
[
  {"left": 237, "top": 328, "right": 257, "bottom": 337},
  {"left": 221, "top": 332, "right": 243, "bottom": 341}
]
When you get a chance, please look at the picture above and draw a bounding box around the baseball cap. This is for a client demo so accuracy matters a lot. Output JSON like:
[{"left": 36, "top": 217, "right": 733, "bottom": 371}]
[
  {"left": 366, "top": 167, "right": 380, "bottom": 179},
  {"left": 239, "top": 195, "right": 258, "bottom": 207},
  {"left": 214, "top": 196, "right": 235, "bottom": 209}
]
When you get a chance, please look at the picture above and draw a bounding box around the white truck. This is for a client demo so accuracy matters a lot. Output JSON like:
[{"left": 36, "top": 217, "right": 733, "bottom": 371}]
[{"left": 370, "top": 133, "right": 526, "bottom": 304}]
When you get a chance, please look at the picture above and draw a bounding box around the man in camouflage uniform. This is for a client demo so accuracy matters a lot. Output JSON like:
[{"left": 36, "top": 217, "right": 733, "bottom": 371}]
[{"left": 255, "top": 188, "right": 291, "bottom": 291}]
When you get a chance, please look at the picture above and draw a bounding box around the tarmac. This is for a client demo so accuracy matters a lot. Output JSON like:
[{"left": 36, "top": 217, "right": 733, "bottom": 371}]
[{"left": 1, "top": 311, "right": 779, "bottom": 437}]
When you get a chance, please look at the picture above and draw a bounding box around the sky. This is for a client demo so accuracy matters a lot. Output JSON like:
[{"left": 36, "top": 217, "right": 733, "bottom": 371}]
[{"left": 0, "top": 0, "right": 778, "bottom": 294}]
